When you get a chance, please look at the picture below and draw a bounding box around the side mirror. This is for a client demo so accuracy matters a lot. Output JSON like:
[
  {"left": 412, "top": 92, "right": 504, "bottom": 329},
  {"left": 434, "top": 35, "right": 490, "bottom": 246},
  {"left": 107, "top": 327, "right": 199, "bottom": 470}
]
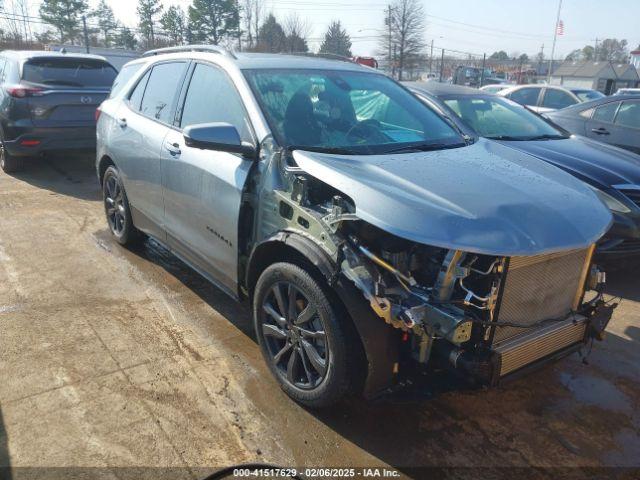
[{"left": 183, "top": 122, "right": 256, "bottom": 159}]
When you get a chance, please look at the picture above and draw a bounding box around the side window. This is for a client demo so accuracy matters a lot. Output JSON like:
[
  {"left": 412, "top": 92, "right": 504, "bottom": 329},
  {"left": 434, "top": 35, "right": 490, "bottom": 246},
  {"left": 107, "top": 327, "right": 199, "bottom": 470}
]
[
  {"left": 140, "top": 62, "right": 186, "bottom": 124},
  {"left": 128, "top": 70, "right": 150, "bottom": 111},
  {"left": 508, "top": 87, "right": 541, "bottom": 106},
  {"left": 592, "top": 102, "right": 620, "bottom": 123},
  {"left": 180, "top": 63, "right": 252, "bottom": 142},
  {"left": 541, "top": 89, "right": 578, "bottom": 109},
  {"left": 614, "top": 101, "right": 640, "bottom": 129},
  {"left": 579, "top": 108, "right": 594, "bottom": 119}
]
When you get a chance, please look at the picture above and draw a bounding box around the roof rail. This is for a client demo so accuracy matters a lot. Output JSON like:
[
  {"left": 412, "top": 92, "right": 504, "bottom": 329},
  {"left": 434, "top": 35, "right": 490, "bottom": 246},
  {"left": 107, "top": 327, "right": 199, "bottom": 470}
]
[
  {"left": 285, "top": 52, "right": 354, "bottom": 63},
  {"left": 142, "top": 44, "right": 237, "bottom": 59}
]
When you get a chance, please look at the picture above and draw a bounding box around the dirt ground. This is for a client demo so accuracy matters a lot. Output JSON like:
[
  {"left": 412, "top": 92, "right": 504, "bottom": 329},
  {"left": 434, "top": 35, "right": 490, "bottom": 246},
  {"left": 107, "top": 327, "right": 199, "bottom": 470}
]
[{"left": 0, "top": 154, "right": 639, "bottom": 479}]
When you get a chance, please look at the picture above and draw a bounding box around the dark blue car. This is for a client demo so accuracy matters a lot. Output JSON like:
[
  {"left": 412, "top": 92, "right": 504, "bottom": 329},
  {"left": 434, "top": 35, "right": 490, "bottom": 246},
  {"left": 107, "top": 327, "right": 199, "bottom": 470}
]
[{"left": 407, "top": 81, "right": 640, "bottom": 256}]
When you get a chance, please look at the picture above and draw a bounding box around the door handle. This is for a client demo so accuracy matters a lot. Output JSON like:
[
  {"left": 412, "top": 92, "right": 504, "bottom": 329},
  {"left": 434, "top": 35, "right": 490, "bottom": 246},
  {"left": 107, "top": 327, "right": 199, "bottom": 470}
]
[
  {"left": 591, "top": 127, "right": 609, "bottom": 135},
  {"left": 116, "top": 117, "right": 127, "bottom": 128},
  {"left": 165, "top": 141, "right": 181, "bottom": 155}
]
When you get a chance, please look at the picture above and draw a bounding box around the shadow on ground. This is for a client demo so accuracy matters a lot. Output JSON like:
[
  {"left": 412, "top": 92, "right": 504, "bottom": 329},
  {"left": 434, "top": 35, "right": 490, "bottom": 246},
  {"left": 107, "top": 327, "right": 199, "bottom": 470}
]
[
  {"left": 10, "top": 153, "right": 100, "bottom": 202},
  {"left": 0, "top": 407, "right": 11, "bottom": 479}
]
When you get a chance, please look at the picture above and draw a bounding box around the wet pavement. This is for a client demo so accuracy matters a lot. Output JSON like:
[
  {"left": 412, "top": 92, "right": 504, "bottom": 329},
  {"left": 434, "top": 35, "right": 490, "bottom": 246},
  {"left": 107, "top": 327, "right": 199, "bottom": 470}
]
[{"left": 0, "top": 155, "right": 639, "bottom": 478}]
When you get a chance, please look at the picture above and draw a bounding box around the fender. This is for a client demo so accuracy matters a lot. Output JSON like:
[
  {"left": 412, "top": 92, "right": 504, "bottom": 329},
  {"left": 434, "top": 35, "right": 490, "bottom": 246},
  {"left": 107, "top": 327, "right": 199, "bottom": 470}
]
[{"left": 246, "top": 231, "right": 400, "bottom": 398}]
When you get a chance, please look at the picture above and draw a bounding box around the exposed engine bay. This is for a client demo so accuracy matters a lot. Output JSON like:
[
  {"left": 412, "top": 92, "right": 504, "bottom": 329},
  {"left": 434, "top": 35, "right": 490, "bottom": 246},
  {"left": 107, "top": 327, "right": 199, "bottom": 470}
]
[{"left": 248, "top": 144, "right": 616, "bottom": 390}]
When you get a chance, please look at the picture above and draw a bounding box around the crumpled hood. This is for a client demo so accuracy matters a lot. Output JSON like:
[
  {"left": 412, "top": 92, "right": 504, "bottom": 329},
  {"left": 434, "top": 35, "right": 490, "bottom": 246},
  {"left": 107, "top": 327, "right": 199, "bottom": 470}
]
[
  {"left": 501, "top": 136, "right": 640, "bottom": 189},
  {"left": 293, "top": 138, "right": 612, "bottom": 256}
]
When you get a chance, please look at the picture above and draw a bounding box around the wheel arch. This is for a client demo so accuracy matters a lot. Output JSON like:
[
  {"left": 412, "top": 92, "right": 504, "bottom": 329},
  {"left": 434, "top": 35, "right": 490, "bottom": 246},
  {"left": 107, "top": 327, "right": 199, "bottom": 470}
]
[
  {"left": 97, "top": 154, "right": 116, "bottom": 187},
  {"left": 245, "top": 231, "right": 401, "bottom": 398}
]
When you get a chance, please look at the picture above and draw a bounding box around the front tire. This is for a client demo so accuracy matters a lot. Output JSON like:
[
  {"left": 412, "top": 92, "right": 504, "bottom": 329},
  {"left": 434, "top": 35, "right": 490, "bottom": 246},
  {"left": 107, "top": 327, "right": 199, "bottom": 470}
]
[
  {"left": 102, "top": 166, "right": 141, "bottom": 245},
  {"left": 253, "top": 262, "right": 355, "bottom": 407}
]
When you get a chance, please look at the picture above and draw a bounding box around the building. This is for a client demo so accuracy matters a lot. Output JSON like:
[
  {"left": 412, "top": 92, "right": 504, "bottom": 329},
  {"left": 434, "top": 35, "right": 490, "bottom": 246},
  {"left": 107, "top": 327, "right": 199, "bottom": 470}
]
[
  {"left": 612, "top": 63, "right": 640, "bottom": 91},
  {"left": 550, "top": 60, "right": 639, "bottom": 94}
]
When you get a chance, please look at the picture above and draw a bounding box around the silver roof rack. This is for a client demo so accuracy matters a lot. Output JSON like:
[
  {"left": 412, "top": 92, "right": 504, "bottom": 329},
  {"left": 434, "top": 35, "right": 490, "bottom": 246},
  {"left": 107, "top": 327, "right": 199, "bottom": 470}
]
[{"left": 142, "top": 44, "right": 237, "bottom": 59}]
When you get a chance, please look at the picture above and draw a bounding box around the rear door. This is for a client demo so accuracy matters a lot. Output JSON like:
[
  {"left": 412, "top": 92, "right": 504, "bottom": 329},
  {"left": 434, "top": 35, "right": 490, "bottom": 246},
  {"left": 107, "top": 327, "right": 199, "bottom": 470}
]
[
  {"left": 21, "top": 57, "right": 117, "bottom": 127},
  {"left": 162, "top": 61, "right": 255, "bottom": 295},
  {"left": 585, "top": 100, "right": 621, "bottom": 141},
  {"left": 609, "top": 100, "right": 640, "bottom": 154},
  {"left": 108, "top": 61, "right": 188, "bottom": 238}
]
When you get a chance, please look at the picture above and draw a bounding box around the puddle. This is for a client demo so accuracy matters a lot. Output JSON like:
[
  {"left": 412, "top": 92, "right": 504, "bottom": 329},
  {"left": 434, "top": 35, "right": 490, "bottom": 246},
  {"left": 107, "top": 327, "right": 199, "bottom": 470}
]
[{"left": 559, "top": 372, "right": 632, "bottom": 413}]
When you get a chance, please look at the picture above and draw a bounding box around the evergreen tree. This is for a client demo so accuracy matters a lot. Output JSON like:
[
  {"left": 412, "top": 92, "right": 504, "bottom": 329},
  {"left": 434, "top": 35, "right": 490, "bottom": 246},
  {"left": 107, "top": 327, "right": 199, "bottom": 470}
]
[
  {"left": 187, "top": 0, "right": 239, "bottom": 45},
  {"left": 319, "top": 21, "right": 351, "bottom": 57},
  {"left": 137, "top": 0, "right": 162, "bottom": 47},
  {"left": 39, "top": 0, "right": 89, "bottom": 43},
  {"left": 115, "top": 25, "right": 137, "bottom": 49},
  {"left": 256, "top": 14, "right": 284, "bottom": 52},
  {"left": 93, "top": 0, "right": 117, "bottom": 46},
  {"left": 160, "top": 5, "right": 185, "bottom": 45}
]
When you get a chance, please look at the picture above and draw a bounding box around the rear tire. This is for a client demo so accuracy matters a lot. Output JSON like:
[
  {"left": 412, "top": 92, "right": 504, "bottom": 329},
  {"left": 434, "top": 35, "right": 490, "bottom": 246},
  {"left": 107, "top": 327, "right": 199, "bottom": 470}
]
[
  {"left": 0, "top": 142, "right": 23, "bottom": 173},
  {"left": 102, "top": 166, "right": 142, "bottom": 245},
  {"left": 253, "top": 262, "right": 356, "bottom": 408}
]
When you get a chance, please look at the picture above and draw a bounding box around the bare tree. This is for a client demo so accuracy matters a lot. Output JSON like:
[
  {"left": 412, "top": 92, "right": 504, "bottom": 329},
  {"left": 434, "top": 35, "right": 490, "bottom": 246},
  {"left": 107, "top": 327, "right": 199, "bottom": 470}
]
[
  {"left": 241, "top": 0, "right": 263, "bottom": 49},
  {"left": 282, "top": 12, "right": 310, "bottom": 53},
  {"left": 380, "top": 0, "right": 425, "bottom": 80}
]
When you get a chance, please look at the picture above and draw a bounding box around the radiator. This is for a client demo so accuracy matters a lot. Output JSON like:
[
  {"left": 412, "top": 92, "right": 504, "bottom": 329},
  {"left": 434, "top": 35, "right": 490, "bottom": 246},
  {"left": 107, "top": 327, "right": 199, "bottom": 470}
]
[
  {"left": 492, "top": 247, "right": 593, "bottom": 345},
  {"left": 494, "top": 316, "right": 587, "bottom": 376}
]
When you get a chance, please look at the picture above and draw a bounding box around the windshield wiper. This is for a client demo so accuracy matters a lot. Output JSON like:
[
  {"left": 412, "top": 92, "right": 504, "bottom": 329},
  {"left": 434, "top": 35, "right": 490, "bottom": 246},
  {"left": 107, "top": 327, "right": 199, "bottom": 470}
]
[
  {"left": 382, "top": 142, "right": 465, "bottom": 154},
  {"left": 287, "top": 145, "right": 358, "bottom": 155},
  {"left": 487, "top": 134, "right": 567, "bottom": 141}
]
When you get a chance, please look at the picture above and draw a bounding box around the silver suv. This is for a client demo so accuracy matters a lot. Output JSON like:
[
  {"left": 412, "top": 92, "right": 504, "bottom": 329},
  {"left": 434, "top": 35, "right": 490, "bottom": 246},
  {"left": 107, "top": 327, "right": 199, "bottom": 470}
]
[{"left": 97, "top": 46, "right": 615, "bottom": 407}]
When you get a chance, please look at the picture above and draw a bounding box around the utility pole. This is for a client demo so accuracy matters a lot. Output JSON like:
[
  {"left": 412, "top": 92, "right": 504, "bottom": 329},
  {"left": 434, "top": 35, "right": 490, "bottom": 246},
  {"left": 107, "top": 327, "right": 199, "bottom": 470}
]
[
  {"left": 594, "top": 37, "right": 599, "bottom": 60},
  {"left": 547, "top": 0, "right": 562, "bottom": 83},
  {"left": 480, "top": 53, "right": 486, "bottom": 87},
  {"left": 82, "top": 15, "right": 90, "bottom": 53},
  {"left": 429, "top": 39, "right": 434, "bottom": 73},
  {"left": 439, "top": 48, "right": 444, "bottom": 82}
]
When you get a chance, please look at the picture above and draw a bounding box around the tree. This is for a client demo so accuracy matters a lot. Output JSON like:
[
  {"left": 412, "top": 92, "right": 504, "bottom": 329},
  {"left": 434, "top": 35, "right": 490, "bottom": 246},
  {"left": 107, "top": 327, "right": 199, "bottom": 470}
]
[
  {"left": 93, "top": 0, "right": 117, "bottom": 46},
  {"left": 39, "top": 0, "right": 89, "bottom": 43},
  {"left": 489, "top": 50, "right": 509, "bottom": 61},
  {"left": 242, "top": 0, "right": 262, "bottom": 49},
  {"left": 188, "top": 0, "right": 239, "bottom": 45},
  {"left": 565, "top": 45, "right": 595, "bottom": 62},
  {"left": 319, "top": 20, "right": 352, "bottom": 57},
  {"left": 256, "top": 14, "right": 285, "bottom": 52},
  {"left": 282, "top": 13, "right": 309, "bottom": 53},
  {"left": 379, "top": 0, "right": 425, "bottom": 80},
  {"left": 518, "top": 53, "right": 529, "bottom": 63},
  {"left": 596, "top": 38, "right": 628, "bottom": 62},
  {"left": 161, "top": 5, "right": 185, "bottom": 45},
  {"left": 114, "top": 25, "right": 137, "bottom": 49},
  {"left": 137, "top": 0, "right": 162, "bottom": 48}
]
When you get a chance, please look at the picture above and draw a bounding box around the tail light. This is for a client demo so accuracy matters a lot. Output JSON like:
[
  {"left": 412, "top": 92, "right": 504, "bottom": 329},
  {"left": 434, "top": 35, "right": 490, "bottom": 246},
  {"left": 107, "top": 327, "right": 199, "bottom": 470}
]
[
  {"left": 95, "top": 106, "right": 102, "bottom": 122},
  {"left": 6, "top": 85, "right": 44, "bottom": 98}
]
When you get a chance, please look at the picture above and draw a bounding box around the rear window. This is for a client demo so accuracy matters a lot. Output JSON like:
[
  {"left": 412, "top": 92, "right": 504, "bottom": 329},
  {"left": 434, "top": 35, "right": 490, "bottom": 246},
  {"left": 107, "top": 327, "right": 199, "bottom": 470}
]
[{"left": 22, "top": 58, "right": 117, "bottom": 88}]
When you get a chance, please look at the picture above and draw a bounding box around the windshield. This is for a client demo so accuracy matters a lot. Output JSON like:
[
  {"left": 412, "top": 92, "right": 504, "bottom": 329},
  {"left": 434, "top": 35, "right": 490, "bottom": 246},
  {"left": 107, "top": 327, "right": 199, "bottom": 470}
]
[
  {"left": 572, "top": 90, "right": 605, "bottom": 102},
  {"left": 443, "top": 95, "right": 567, "bottom": 140},
  {"left": 22, "top": 57, "right": 117, "bottom": 88},
  {"left": 244, "top": 68, "right": 464, "bottom": 154}
]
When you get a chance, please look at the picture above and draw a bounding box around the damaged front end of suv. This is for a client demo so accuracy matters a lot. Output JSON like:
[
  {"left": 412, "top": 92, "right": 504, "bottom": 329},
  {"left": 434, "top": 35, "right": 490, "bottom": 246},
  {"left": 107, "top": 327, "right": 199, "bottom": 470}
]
[{"left": 243, "top": 135, "right": 615, "bottom": 398}]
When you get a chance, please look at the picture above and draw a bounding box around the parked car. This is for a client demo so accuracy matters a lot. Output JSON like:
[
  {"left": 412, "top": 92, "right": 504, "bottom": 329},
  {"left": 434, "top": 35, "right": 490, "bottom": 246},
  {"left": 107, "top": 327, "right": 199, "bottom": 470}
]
[
  {"left": 545, "top": 95, "right": 640, "bottom": 155},
  {"left": 97, "top": 46, "right": 614, "bottom": 407},
  {"left": 569, "top": 88, "right": 606, "bottom": 102},
  {"left": 614, "top": 88, "right": 640, "bottom": 96},
  {"left": 479, "top": 84, "right": 512, "bottom": 94},
  {"left": 0, "top": 50, "right": 117, "bottom": 173},
  {"left": 407, "top": 82, "right": 640, "bottom": 257},
  {"left": 498, "top": 84, "right": 583, "bottom": 113}
]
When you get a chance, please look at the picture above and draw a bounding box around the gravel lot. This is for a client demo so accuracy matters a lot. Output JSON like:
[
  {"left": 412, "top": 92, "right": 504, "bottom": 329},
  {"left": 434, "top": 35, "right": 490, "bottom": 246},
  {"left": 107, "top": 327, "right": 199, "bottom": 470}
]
[{"left": 0, "top": 154, "right": 639, "bottom": 478}]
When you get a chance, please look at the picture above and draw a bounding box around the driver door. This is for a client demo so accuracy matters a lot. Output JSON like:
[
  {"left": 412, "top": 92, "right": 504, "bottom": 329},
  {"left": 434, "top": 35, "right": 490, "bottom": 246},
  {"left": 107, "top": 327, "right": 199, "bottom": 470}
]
[{"left": 161, "top": 62, "right": 255, "bottom": 295}]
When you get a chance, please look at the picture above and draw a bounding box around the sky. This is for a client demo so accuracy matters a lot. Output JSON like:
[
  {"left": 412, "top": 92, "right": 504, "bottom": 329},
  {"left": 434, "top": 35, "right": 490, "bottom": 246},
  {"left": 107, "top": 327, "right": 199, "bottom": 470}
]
[{"left": 26, "top": 0, "right": 640, "bottom": 59}]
